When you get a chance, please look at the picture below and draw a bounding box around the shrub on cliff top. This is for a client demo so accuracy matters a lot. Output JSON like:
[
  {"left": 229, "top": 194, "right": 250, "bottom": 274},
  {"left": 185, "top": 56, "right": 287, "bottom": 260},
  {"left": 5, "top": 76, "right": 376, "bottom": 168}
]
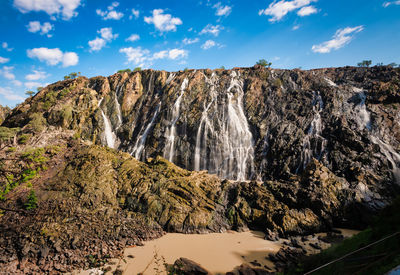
[
  {"left": 117, "top": 68, "right": 131, "bottom": 73},
  {"left": 257, "top": 59, "right": 272, "bottom": 68}
]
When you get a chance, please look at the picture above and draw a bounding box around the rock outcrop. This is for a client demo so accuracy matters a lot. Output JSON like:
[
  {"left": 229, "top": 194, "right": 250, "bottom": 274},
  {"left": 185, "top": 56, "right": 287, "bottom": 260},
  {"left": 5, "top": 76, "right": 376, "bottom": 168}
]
[{"left": 0, "top": 105, "right": 10, "bottom": 124}]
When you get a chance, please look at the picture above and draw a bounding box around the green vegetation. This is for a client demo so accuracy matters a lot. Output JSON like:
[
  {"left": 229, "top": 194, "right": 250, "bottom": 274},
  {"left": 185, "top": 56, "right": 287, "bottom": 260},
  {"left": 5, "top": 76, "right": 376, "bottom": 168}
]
[
  {"left": 24, "top": 190, "right": 38, "bottom": 210},
  {"left": 25, "top": 90, "right": 35, "bottom": 97},
  {"left": 219, "top": 66, "right": 226, "bottom": 69},
  {"left": 289, "top": 197, "right": 400, "bottom": 275},
  {"left": 0, "top": 147, "right": 50, "bottom": 202},
  {"left": 357, "top": 60, "right": 372, "bottom": 67},
  {"left": 64, "top": 72, "right": 80, "bottom": 80},
  {"left": 376, "top": 62, "right": 399, "bottom": 67},
  {"left": 133, "top": 67, "right": 141, "bottom": 72},
  {"left": 18, "top": 134, "right": 30, "bottom": 144},
  {"left": 257, "top": 59, "right": 272, "bottom": 68},
  {"left": 27, "top": 113, "right": 46, "bottom": 133},
  {"left": 117, "top": 68, "right": 131, "bottom": 73},
  {"left": 0, "top": 127, "right": 19, "bottom": 142}
]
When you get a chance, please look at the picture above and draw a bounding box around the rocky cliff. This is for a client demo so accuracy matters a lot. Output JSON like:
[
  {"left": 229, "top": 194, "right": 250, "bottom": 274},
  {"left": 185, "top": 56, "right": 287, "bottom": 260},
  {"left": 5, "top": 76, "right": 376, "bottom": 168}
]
[
  {"left": 1, "top": 65, "right": 400, "bottom": 273},
  {"left": 4, "top": 66, "right": 400, "bottom": 200},
  {"left": 0, "top": 105, "right": 10, "bottom": 125}
]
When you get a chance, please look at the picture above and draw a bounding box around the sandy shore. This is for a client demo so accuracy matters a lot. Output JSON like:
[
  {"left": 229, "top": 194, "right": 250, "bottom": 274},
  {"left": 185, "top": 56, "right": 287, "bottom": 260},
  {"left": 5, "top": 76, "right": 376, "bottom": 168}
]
[
  {"left": 75, "top": 228, "right": 360, "bottom": 275},
  {"left": 77, "top": 230, "right": 281, "bottom": 275}
]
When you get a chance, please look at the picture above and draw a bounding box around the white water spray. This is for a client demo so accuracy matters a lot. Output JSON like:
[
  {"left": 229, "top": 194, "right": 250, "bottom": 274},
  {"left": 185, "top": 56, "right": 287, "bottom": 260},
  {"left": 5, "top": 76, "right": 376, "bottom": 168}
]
[
  {"left": 98, "top": 98, "right": 117, "bottom": 149},
  {"left": 131, "top": 103, "right": 161, "bottom": 160},
  {"left": 297, "top": 91, "right": 327, "bottom": 172},
  {"left": 164, "top": 78, "right": 189, "bottom": 162},
  {"left": 352, "top": 88, "right": 400, "bottom": 183},
  {"left": 194, "top": 71, "right": 255, "bottom": 181}
]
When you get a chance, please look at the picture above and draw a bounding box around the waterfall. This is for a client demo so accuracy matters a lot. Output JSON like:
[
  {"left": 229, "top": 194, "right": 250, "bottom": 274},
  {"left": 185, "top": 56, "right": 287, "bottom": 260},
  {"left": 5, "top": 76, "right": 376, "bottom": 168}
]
[
  {"left": 194, "top": 71, "right": 255, "bottom": 181},
  {"left": 352, "top": 89, "right": 400, "bottom": 183},
  {"left": 325, "top": 77, "right": 337, "bottom": 87},
  {"left": 164, "top": 78, "right": 189, "bottom": 162},
  {"left": 353, "top": 88, "right": 371, "bottom": 131},
  {"left": 131, "top": 103, "right": 161, "bottom": 160},
  {"left": 98, "top": 98, "right": 117, "bottom": 149},
  {"left": 370, "top": 136, "right": 400, "bottom": 183},
  {"left": 194, "top": 73, "right": 218, "bottom": 171},
  {"left": 166, "top": 73, "right": 176, "bottom": 85},
  {"left": 297, "top": 91, "right": 327, "bottom": 173}
]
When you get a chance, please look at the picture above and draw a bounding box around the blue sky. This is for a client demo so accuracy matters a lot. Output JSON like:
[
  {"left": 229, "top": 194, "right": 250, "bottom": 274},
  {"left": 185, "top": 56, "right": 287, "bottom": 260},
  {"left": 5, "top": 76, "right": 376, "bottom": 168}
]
[{"left": 0, "top": 0, "right": 399, "bottom": 107}]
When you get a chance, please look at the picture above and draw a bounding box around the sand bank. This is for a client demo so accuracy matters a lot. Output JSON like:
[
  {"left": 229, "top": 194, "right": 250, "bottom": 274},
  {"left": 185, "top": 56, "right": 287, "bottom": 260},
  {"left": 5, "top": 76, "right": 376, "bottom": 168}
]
[{"left": 78, "top": 230, "right": 280, "bottom": 275}]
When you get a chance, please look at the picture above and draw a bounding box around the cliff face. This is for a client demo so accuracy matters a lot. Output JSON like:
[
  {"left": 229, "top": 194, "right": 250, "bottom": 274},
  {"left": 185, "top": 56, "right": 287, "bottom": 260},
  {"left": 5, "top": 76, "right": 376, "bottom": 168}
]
[
  {"left": 0, "top": 105, "right": 10, "bottom": 124},
  {"left": 5, "top": 66, "right": 400, "bottom": 199}
]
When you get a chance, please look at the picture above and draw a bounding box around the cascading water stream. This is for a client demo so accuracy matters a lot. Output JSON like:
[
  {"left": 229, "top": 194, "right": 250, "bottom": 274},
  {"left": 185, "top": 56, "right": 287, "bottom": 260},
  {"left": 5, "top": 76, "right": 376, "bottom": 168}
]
[
  {"left": 352, "top": 88, "right": 400, "bottom": 183},
  {"left": 164, "top": 78, "right": 189, "bottom": 162},
  {"left": 325, "top": 77, "right": 337, "bottom": 87},
  {"left": 353, "top": 88, "right": 371, "bottom": 131},
  {"left": 98, "top": 98, "right": 117, "bottom": 149},
  {"left": 131, "top": 103, "right": 161, "bottom": 160},
  {"left": 297, "top": 91, "right": 327, "bottom": 173},
  {"left": 166, "top": 73, "right": 176, "bottom": 85},
  {"left": 194, "top": 72, "right": 218, "bottom": 171},
  {"left": 194, "top": 71, "right": 255, "bottom": 181}
]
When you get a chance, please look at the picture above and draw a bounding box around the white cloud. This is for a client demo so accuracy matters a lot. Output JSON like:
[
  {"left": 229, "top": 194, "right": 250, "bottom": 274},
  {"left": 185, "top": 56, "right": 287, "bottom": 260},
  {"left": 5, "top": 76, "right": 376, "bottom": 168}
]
[
  {"left": 259, "top": 0, "right": 318, "bottom": 22},
  {"left": 130, "top": 9, "right": 139, "bottom": 19},
  {"left": 0, "top": 57, "right": 9, "bottom": 64},
  {"left": 199, "top": 24, "right": 223, "bottom": 36},
  {"left": 88, "top": 38, "right": 106, "bottom": 52},
  {"left": 383, "top": 1, "right": 400, "bottom": 7},
  {"left": 24, "top": 81, "right": 47, "bottom": 89},
  {"left": 201, "top": 40, "right": 216, "bottom": 50},
  {"left": 0, "top": 66, "right": 16, "bottom": 80},
  {"left": 96, "top": 2, "right": 124, "bottom": 20},
  {"left": 292, "top": 24, "right": 300, "bottom": 30},
  {"left": 2, "top": 42, "right": 13, "bottom": 52},
  {"left": 152, "top": 50, "right": 168, "bottom": 60},
  {"left": 213, "top": 2, "right": 232, "bottom": 16},
  {"left": 27, "top": 21, "right": 54, "bottom": 36},
  {"left": 167, "top": 49, "right": 188, "bottom": 59},
  {"left": 120, "top": 47, "right": 150, "bottom": 66},
  {"left": 13, "top": 0, "right": 81, "bottom": 20},
  {"left": 88, "top": 28, "right": 118, "bottom": 52},
  {"left": 126, "top": 34, "right": 140, "bottom": 42},
  {"left": 104, "top": 10, "right": 123, "bottom": 20},
  {"left": 182, "top": 38, "right": 199, "bottom": 45},
  {"left": 120, "top": 47, "right": 188, "bottom": 66},
  {"left": 99, "top": 27, "right": 118, "bottom": 41},
  {"left": 27, "top": 47, "right": 78, "bottom": 67},
  {"left": 297, "top": 6, "right": 317, "bottom": 16},
  {"left": 0, "top": 87, "right": 24, "bottom": 101},
  {"left": 312, "top": 26, "right": 364, "bottom": 54},
  {"left": 144, "top": 9, "right": 182, "bottom": 32},
  {"left": 25, "top": 70, "right": 47, "bottom": 81},
  {"left": 62, "top": 52, "right": 79, "bottom": 67},
  {"left": 27, "top": 47, "right": 62, "bottom": 65}
]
